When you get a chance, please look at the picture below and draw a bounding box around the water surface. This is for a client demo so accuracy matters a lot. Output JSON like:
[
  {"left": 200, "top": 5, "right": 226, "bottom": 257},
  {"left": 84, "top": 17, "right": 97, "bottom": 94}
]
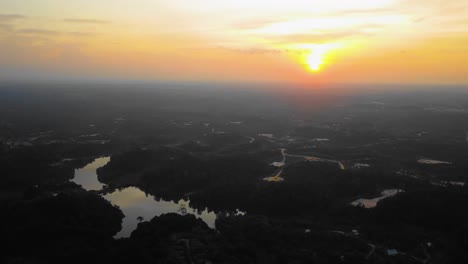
[
  {"left": 72, "top": 157, "right": 110, "bottom": 190},
  {"left": 73, "top": 157, "right": 217, "bottom": 238},
  {"left": 351, "top": 189, "right": 403, "bottom": 208}
]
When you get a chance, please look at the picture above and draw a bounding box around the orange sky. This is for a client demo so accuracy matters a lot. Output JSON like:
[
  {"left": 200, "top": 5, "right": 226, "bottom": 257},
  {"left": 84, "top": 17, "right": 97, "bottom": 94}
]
[{"left": 1, "top": 0, "right": 468, "bottom": 84}]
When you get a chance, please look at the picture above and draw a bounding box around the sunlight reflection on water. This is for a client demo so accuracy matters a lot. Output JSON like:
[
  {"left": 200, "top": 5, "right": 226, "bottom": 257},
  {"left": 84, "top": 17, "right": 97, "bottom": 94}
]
[{"left": 73, "top": 157, "right": 217, "bottom": 238}]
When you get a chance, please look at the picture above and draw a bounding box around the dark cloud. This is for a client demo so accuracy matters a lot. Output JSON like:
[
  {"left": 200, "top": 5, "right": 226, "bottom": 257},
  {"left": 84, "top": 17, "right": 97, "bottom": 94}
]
[
  {"left": 412, "top": 16, "right": 426, "bottom": 23},
  {"left": 63, "top": 18, "right": 109, "bottom": 24},
  {"left": 10, "top": 27, "right": 99, "bottom": 38},
  {"left": 68, "top": 31, "right": 99, "bottom": 37},
  {"left": 0, "top": 14, "right": 26, "bottom": 22},
  {"left": 18, "top": 28, "right": 61, "bottom": 35},
  {"left": 0, "top": 23, "right": 14, "bottom": 31},
  {"left": 228, "top": 47, "right": 283, "bottom": 54}
]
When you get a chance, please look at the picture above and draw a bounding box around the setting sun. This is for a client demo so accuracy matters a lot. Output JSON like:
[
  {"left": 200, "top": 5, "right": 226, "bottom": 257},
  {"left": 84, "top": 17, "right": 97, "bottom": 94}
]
[
  {"left": 307, "top": 48, "right": 326, "bottom": 72},
  {"left": 0, "top": 0, "right": 467, "bottom": 83},
  {"left": 302, "top": 44, "right": 342, "bottom": 72}
]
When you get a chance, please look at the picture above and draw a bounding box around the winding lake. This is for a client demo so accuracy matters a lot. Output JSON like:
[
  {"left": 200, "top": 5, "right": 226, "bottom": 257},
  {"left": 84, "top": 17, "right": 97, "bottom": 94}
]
[
  {"left": 72, "top": 157, "right": 109, "bottom": 191},
  {"left": 72, "top": 157, "right": 217, "bottom": 238}
]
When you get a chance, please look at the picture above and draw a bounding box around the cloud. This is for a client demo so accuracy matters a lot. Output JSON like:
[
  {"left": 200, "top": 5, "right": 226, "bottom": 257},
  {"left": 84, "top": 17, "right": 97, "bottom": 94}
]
[
  {"left": 0, "top": 14, "right": 25, "bottom": 22},
  {"left": 9, "top": 27, "right": 99, "bottom": 38},
  {"left": 68, "top": 31, "right": 99, "bottom": 37},
  {"left": 233, "top": 18, "right": 287, "bottom": 30},
  {"left": 331, "top": 7, "right": 396, "bottom": 16},
  {"left": 269, "top": 32, "right": 361, "bottom": 44},
  {"left": 412, "top": 17, "right": 426, "bottom": 23},
  {"left": 219, "top": 46, "right": 284, "bottom": 55},
  {"left": 18, "top": 28, "right": 61, "bottom": 36},
  {"left": 63, "top": 18, "right": 109, "bottom": 24},
  {"left": 0, "top": 23, "right": 14, "bottom": 32},
  {"left": 232, "top": 8, "right": 396, "bottom": 32}
]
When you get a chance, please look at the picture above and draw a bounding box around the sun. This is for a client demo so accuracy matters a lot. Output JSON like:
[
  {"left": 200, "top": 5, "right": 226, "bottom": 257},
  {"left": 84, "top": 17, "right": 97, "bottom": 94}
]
[
  {"left": 303, "top": 43, "right": 342, "bottom": 72},
  {"left": 306, "top": 46, "right": 329, "bottom": 72},
  {"left": 307, "top": 50, "right": 325, "bottom": 71}
]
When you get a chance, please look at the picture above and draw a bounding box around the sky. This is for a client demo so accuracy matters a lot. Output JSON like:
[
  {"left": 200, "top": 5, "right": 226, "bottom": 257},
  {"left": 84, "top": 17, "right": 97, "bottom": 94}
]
[{"left": 1, "top": 0, "right": 468, "bottom": 85}]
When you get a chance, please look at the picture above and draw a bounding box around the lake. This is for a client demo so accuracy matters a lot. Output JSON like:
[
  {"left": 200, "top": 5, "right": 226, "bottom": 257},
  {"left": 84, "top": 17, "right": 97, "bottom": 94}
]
[
  {"left": 72, "top": 157, "right": 217, "bottom": 238},
  {"left": 351, "top": 189, "right": 404, "bottom": 208}
]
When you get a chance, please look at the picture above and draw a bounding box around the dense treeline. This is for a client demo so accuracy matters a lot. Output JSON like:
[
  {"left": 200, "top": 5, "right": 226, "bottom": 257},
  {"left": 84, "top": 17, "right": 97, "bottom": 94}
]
[{"left": 0, "top": 189, "right": 123, "bottom": 263}]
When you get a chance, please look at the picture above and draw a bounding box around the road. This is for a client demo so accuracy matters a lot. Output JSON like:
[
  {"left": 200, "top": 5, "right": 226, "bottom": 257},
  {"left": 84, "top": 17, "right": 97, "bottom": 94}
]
[
  {"left": 285, "top": 151, "right": 345, "bottom": 170},
  {"left": 246, "top": 136, "right": 255, "bottom": 143}
]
